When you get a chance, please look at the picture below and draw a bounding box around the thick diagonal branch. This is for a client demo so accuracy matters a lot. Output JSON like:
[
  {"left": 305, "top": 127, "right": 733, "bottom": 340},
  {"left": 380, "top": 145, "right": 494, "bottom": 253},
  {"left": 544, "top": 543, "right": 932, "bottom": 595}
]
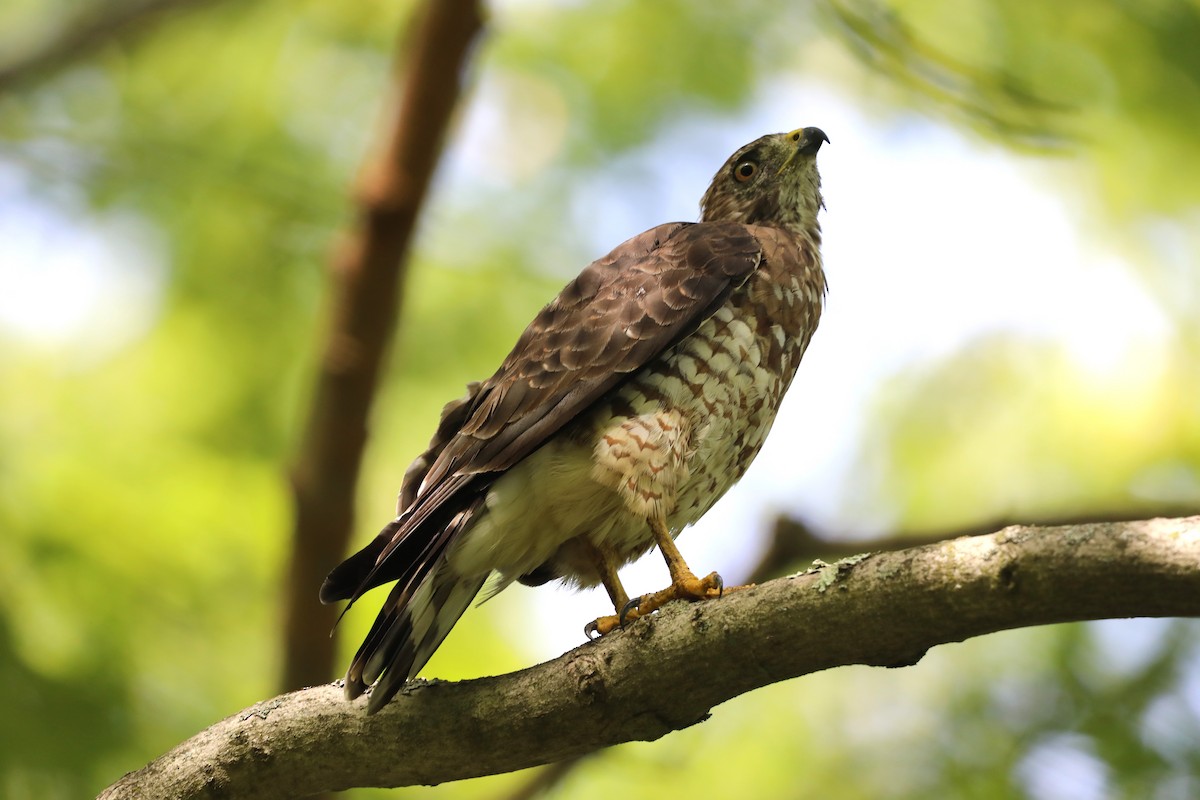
[
  {"left": 101, "top": 516, "right": 1200, "bottom": 799},
  {"left": 282, "top": 0, "right": 484, "bottom": 692}
]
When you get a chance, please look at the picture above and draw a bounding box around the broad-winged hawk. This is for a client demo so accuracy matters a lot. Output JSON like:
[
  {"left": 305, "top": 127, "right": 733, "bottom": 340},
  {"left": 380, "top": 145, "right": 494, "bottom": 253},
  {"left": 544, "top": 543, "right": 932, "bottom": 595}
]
[{"left": 321, "top": 127, "right": 829, "bottom": 712}]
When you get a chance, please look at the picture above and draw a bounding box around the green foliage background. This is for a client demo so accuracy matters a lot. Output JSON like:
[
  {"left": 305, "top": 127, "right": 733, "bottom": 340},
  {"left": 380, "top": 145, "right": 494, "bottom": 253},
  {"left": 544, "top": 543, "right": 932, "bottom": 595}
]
[{"left": 1, "top": 0, "right": 1197, "bottom": 797}]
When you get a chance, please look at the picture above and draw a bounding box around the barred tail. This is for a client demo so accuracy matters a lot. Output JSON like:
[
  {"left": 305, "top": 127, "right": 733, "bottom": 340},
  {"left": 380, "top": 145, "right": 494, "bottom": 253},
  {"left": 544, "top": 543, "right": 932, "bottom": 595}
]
[
  {"left": 347, "top": 564, "right": 487, "bottom": 713},
  {"left": 339, "top": 496, "right": 488, "bottom": 713}
]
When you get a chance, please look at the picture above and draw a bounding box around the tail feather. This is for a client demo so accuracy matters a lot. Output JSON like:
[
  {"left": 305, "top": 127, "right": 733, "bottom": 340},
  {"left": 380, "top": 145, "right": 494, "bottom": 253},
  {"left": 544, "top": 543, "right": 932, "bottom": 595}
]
[
  {"left": 333, "top": 495, "right": 488, "bottom": 713},
  {"left": 344, "top": 600, "right": 400, "bottom": 699},
  {"left": 319, "top": 520, "right": 402, "bottom": 605},
  {"left": 358, "top": 568, "right": 487, "bottom": 713}
]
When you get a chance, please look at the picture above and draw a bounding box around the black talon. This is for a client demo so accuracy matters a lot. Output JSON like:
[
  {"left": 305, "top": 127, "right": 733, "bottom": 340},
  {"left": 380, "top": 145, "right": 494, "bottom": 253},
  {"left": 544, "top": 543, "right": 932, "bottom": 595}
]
[
  {"left": 584, "top": 620, "right": 601, "bottom": 640},
  {"left": 713, "top": 573, "right": 724, "bottom": 598},
  {"left": 619, "top": 596, "right": 643, "bottom": 627}
]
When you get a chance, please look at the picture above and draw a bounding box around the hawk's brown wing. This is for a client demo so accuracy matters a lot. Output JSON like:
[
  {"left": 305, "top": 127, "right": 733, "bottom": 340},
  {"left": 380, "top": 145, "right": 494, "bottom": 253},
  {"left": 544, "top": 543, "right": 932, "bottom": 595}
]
[
  {"left": 426, "top": 220, "right": 765, "bottom": 481},
  {"left": 322, "top": 220, "right": 765, "bottom": 704},
  {"left": 333, "top": 220, "right": 762, "bottom": 593},
  {"left": 322, "top": 218, "right": 768, "bottom": 704},
  {"left": 323, "top": 220, "right": 763, "bottom": 605}
]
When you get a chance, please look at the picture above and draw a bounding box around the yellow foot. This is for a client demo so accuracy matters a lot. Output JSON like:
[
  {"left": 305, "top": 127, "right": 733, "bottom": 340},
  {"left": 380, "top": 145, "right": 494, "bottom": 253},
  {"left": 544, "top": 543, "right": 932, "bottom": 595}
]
[
  {"left": 584, "top": 613, "right": 624, "bottom": 639},
  {"left": 584, "top": 571, "right": 752, "bottom": 639}
]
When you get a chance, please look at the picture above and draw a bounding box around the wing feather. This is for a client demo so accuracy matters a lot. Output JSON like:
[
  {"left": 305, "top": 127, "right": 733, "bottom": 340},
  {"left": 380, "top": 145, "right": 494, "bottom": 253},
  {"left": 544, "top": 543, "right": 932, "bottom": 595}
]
[
  {"left": 417, "top": 219, "right": 763, "bottom": 488},
  {"left": 345, "top": 220, "right": 763, "bottom": 594},
  {"left": 324, "top": 219, "right": 766, "bottom": 700}
]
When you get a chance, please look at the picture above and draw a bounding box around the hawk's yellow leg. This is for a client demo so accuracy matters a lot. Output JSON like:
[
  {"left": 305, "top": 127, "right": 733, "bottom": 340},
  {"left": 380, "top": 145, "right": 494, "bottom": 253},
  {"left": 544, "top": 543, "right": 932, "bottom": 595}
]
[
  {"left": 583, "top": 539, "right": 631, "bottom": 612},
  {"left": 585, "top": 517, "right": 735, "bottom": 638}
]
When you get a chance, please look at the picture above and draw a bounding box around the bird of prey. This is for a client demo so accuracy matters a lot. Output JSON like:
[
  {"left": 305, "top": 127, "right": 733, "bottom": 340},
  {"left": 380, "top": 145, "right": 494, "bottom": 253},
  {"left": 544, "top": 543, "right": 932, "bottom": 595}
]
[{"left": 321, "top": 126, "right": 829, "bottom": 713}]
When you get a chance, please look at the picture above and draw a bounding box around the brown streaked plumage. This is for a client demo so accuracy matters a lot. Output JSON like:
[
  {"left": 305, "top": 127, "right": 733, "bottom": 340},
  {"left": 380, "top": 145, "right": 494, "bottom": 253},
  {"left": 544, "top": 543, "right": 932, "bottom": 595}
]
[{"left": 321, "top": 127, "right": 830, "bottom": 712}]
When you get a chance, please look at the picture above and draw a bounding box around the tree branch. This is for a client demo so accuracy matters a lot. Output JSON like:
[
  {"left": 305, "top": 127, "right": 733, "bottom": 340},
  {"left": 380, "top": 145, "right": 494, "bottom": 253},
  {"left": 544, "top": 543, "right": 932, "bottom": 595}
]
[
  {"left": 754, "top": 503, "right": 1200, "bottom": 582},
  {"left": 282, "top": 0, "right": 484, "bottom": 692},
  {"left": 100, "top": 516, "right": 1200, "bottom": 799}
]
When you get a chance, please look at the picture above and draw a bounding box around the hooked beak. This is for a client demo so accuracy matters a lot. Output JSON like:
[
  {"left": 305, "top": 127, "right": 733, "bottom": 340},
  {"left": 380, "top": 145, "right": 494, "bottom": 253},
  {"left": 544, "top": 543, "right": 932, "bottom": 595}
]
[{"left": 778, "top": 126, "right": 829, "bottom": 174}]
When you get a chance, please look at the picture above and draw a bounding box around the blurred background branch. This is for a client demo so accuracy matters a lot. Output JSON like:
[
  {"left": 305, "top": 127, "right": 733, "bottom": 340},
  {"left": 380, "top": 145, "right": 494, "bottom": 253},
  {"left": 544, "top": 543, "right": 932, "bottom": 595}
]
[
  {"left": 750, "top": 504, "right": 1200, "bottom": 582},
  {"left": 493, "top": 756, "right": 589, "bottom": 800},
  {"left": 0, "top": 0, "right": 221, "bottom": 93},
  {"left": 824, "top": 0, "right": 1076, "bottom": 149}
]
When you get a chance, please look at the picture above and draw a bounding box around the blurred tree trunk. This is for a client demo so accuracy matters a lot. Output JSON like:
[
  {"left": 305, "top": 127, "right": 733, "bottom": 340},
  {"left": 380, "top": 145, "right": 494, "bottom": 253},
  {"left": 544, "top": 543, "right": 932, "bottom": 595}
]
[{"left": 281, "top": 0, "right": 485, "bottom": 692}]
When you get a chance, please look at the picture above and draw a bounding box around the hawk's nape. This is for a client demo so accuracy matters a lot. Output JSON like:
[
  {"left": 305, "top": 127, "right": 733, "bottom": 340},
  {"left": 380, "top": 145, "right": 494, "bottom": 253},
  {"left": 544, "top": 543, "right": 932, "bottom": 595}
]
[{"left": 322, "top": 127, "right": 829, "bottom": 713}]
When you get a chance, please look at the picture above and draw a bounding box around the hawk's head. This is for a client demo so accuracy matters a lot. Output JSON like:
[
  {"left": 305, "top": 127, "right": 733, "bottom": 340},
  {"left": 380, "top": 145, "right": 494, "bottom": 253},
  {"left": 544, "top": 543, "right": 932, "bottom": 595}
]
[{"left": 700, "top": 127, "right": 828, "bottom": 238}]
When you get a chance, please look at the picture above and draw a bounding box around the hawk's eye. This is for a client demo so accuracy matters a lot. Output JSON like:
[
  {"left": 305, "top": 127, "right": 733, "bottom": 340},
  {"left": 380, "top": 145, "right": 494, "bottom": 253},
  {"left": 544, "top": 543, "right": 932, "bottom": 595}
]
[{"left": 734, "top": 161, "right": 757, "bottom": 182}]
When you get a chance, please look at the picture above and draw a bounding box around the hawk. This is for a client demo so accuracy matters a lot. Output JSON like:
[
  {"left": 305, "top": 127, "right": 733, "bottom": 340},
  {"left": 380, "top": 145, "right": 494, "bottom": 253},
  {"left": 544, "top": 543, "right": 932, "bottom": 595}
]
[{"left": 321, "top": 127, "right": 829, "bottom": 712}]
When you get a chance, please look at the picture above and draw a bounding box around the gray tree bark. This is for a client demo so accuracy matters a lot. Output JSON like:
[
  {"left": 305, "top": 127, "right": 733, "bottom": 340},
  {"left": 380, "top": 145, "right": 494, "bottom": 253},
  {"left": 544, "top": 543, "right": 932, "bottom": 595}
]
[{"left": 99, "top": 516, "right": 1200, "bottom": 799}]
